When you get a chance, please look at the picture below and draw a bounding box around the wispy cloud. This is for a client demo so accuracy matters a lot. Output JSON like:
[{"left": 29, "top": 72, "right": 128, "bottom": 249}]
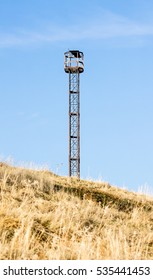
[
  {"left": 0, "top": 11, "right": 153, "bottom": 48},
  {"left": 15, "top": 111, "right": 49, "bottom": 126}
]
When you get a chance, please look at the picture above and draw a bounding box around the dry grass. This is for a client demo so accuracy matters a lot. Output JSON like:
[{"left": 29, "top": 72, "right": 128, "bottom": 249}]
[{"left": 0, "top": 162, "right": 153, "bottom": 260}]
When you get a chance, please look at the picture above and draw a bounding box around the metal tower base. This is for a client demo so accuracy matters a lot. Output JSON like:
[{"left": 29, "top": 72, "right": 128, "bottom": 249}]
[{"left": 69, "top": 72, "right": 80, "bottom": 178}]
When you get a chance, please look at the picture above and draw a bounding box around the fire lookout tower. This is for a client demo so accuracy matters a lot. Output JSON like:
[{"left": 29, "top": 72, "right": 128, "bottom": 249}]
[{"left": 64, "top": 50, "right": 84, "bottom": 178}]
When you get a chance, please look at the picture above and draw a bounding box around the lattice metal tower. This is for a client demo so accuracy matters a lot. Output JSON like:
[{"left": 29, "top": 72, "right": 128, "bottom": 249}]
[{"left": 64, "top": 50, "right": 84, "bottom": 178}]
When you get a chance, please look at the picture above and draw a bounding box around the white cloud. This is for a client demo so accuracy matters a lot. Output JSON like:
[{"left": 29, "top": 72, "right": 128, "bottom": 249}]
[{"left": 0, "top": 11, "right": 153, "bottom": 48}]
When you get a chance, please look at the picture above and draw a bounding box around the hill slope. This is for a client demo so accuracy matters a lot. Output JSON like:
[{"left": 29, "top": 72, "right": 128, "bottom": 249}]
[{"left": 0, "top": 163, "right": 153, "bottom": 260}]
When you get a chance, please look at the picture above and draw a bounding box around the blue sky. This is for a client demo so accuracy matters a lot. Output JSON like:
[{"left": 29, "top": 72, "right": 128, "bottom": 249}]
[{"left": 0, "top": 0, "right": 153, "bottom": 193}]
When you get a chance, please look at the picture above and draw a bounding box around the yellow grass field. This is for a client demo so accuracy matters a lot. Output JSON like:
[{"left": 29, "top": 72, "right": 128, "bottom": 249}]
[{"left": 0, "top": 163, "right": 153, "bottom": 260}]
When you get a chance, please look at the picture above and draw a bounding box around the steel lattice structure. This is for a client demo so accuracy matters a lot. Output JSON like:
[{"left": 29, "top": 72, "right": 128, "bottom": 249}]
[{"left": 64, "top": 50, "right": 84, "bottom": 178}]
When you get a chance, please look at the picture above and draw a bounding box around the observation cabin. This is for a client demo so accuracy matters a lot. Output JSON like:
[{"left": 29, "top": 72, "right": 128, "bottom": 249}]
[{"left": 64, "top": 50, "right": 84, "bottom": 73}]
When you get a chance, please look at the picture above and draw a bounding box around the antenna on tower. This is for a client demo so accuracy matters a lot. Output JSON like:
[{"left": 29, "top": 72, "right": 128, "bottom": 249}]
[{"left": 64, "top": 50, "right": 84, "bottom": 178}]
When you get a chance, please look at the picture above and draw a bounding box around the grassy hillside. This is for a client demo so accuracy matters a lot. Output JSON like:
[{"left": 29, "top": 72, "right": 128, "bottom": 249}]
[{"left": 0, "top": 162, "right": 153, "bottom": 260}]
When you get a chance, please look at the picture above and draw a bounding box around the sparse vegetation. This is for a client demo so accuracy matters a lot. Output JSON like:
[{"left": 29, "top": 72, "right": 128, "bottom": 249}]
[{"left": 0, "top": 162, "right": 153, "bottom": 260}]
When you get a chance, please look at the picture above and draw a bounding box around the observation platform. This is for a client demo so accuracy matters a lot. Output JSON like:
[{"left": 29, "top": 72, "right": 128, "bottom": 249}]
[{"left": 64, "top": 50, "right": 84, "bottom": 73}]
